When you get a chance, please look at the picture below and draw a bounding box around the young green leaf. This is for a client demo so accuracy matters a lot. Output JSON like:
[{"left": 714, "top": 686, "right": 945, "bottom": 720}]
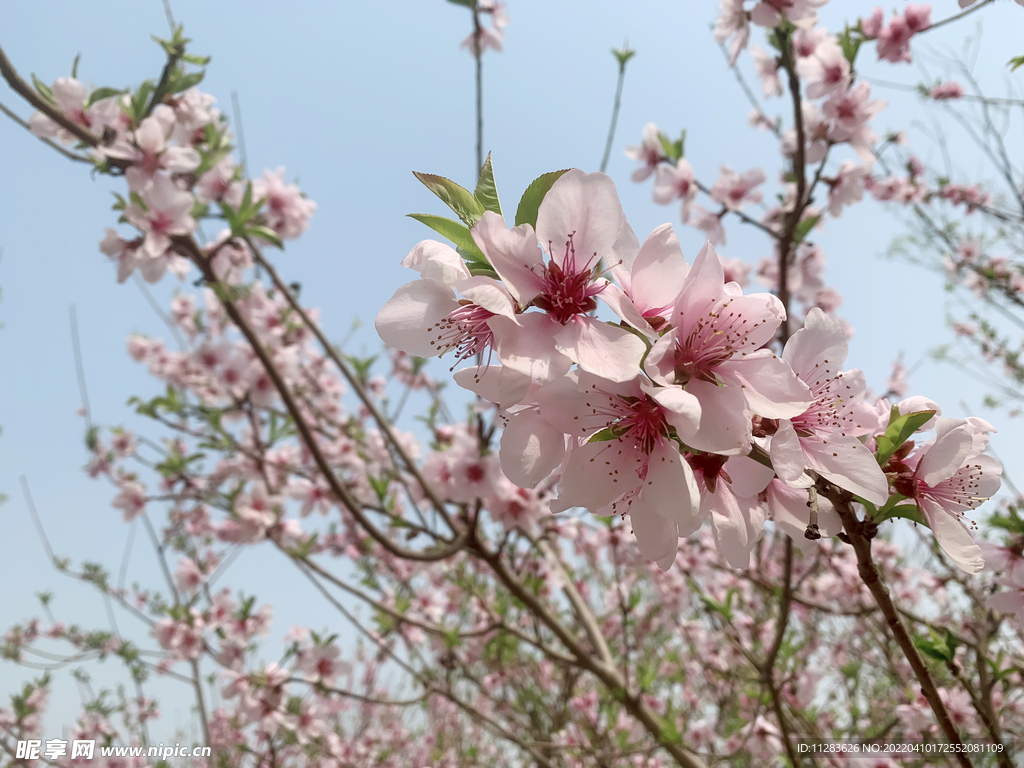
[
  {"left": 30, "top": 74, "right": 56, "bottom": 104},
  {"left": 473, "top": 152, "right": 502, "bottom": 217},
  {"left": 514, "top": 169, "right": 571, "bottom": 227},
  {"left": 875, "top": 409, "right": 935, "bottom": 465},
  {"left": 86, "top": 87, "right": 128, "bottom": 108},
  {"left": 407, "top": 214, "right": 486, "bottom": 260},
  {"left": 412, "top": 172, "right": 485, "bottom": 226},
  {"left": 794, "top": 214, "right": 822, "bottom": 243}
]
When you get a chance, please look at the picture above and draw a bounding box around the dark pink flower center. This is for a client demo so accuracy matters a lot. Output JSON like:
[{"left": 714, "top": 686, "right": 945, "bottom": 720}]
[
  {"left": 582, "top": 384, "right": 668, "bottom": 455},
  {"left": 533, "top": 234, "right": 603, "bottom": 324}
]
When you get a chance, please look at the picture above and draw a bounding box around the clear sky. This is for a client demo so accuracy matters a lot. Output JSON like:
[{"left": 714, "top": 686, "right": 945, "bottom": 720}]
[{"left": 1, "top": 0, "right": 1021, "bottom": 740}]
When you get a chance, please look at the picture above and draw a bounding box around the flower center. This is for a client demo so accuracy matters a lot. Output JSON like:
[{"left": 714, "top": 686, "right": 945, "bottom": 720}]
[
  {"left": 428, "top": 300, "right": 496, "bottom": 371},
  {"left": 532, "top": 233, "right": 603, "bottom": 324}
]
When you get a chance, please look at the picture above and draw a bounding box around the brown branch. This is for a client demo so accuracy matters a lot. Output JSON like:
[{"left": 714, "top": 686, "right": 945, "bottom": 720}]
[
  {"left": 175, "top": 236, "right": 467, "bottom": 563},
  {"left": 245, "top": 241, "right": 456, "bottom": 531},
  {"left": 831, "top": 490, "right": 974, "bottom": 768}
]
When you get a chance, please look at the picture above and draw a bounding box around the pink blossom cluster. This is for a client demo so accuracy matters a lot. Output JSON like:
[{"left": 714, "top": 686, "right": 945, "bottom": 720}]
[
  {"left": 861, "top": 5, "right": 932, "bottom": 64},
  {"left": 379, "top": 170, "right": 1002, "bottom": 573},
  {"left": 28, "top": 77, "right": 316, "bottom": 285}
]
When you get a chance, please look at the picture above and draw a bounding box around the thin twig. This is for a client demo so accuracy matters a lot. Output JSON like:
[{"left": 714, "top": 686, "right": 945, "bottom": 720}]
[{"left": 69, "top": 305, "right": 93, "bottom": 431}]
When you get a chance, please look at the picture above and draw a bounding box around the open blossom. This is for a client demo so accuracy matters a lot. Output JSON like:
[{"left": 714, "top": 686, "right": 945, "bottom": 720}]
[
  {"left": 375, "top": 238, "right": 523, "bottom": 380},
  {"left": 645, "top": 243, "right": 811, "bottom": 455},
  {"left": 750, "top": 0, "right": 826, "bottom": 29},
  {"left": 125, "top": 173, "right": 197, "bottom": 259},
  {"left": 539, "top": 371, "right": 702, "bottom": 568},
  {"left": 467, "top": 170, "right": 648, "bottom": 383},
  {"left": 713, "top": 0, "right": 750, "bottom": 66},
  {"left": 871, "top": 5, "right": 931, "bottom": 64},
  {"left": 797, "top": 36, "right": 850, "bottom": 99},
  {"left": 688, "top": 453, "right": 774, "bottom": 568},
  {"left": 827, "top": 160, "right": 869, "bottom": 218},
  {"left": 688, "top": 205, "right": 726, "bottom": 246},
  {"left": 652, "top": 160, "right": 697, "bottom": 221},
  {"left": 460, "top": 0, "right": 508, "bottom": 55},
  {"left": 625, "top": 123, "right": 666, "bottom": 182},
  {"left": 769, "top": 308, "right": 889, "bottom": 505},
  {"left": 111, "top": 479, "right": 147, "bottom": 521},
  {"left": 102, "top": 105, "right": 200, "bottom": 191},
  {"left": 253, "top": 167, "right": 317, "bottom": 240},
  {"left": 823, "top": 82, "right": 886, "bottom": 161},
  {"left": 28, "top": 77, "right": 126, "bottom": 145},
  {"left": 710, "top": 166, "right": 767, "bottom": 211},
  {"left": 896, "top": 419, "right": 1001, "bottom": 573}
]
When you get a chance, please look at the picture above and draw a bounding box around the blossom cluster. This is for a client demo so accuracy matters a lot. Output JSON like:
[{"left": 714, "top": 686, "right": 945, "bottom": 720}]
[{"left": 378, "top": 169, "right": 1002, "bottom": 572}]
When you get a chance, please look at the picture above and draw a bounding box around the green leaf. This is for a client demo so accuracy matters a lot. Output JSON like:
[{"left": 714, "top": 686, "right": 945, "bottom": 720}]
[
  {"left": 467, "top": 262, "right": 499, "bottom": 279},
  {"left": 245, "top": 225, "right": 284, "bottom": 249},
  {"left": 914, "top": 628, "right": 958, "bottom": 663},
  {"left": 837, "top": 25, "right": 864, "bottom": 67},
  {"left": 71, "top": 53, "right": 81, "bottom": 79},
  {"left": 87, "top": 87, "right": 127, "bottom": 108},
  {"left": 413, "top": 172, "right": 485, "bottom": 226},
  {"left": 473, "top": 152, "right": 502, "bottom": 216},
  {"left": 514, "top": 169, "right": 571, "bottom": 227},
  {"left": 169, "top": 69, "right": 205, "bottom": 95},
  {"left": 446, "top": 0, "right": 477, "bottom": 7},
  {"left": 794, "top": 214, "right": 821, "bottom": 243},
  {"left": 659, "top": 131, "right": 685, "bottom": 161},
  {"left": 612, "top": 41, "right": 636, "bottom": 68},
  {"left": 182, "top": 53, "right": 212, "bottom": 66},
  {"left": 407, "top": 214, "right": 486, "bottom": 260},
  {"left": 31, "top": 74, "right": 55, "bottom": 104},
  {"left": 1009, "top": 55, "right": 1024, "bottom": 72},
  {"left": 875, "top": 409, "right": 935, "bottom": 465},
  {"left": 587, "top": 427, "right": 620, "bottom": 443},
  {"left": 874, "top": 504, "right": 924, "bottom": 526}
]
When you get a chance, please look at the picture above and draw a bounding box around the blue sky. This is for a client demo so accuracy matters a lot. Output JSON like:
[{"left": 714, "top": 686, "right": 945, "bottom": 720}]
[{"left": 1, "top": 0, "right": 1021, "bottom": 738}]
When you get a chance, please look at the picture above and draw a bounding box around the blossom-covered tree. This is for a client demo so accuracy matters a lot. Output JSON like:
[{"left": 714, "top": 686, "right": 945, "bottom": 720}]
[{"left": 0, "top": 2, "right": 1023, "bottom": 767}]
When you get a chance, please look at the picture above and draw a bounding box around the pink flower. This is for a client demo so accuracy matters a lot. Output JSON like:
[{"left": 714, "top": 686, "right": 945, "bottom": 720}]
[
  {"left": 112, "top": 479, "right": 147, "bottom": 521},
  {"left": 797, "top": 37, "right": 850, "bottom": 99},
  {"left": 988, "top": 566, "right": 1024, "bottom": 622},
  {"left": 901, "top": 418, "right": 1002, "bottom": 573},
  {"left": 769, "top": 308, "right": 889, "bottom": 505},
  {"left": 710, "top": 166, "right": 767, "bottom": 211},
  {"left": 652, "top": 160, "right": 697, "bottom": 221},
  {"left": 607, "top": 223, "right": 690, "bottom": 336},
  {"left": 827, "top": 160, "right": 869, "bottom": 218},
  {"left": 102, "top": 105, "right": 200, "bottom": 192},
  {"left": 125, "top": 174, "right": 196, "bottom": 260},
  {"left": 749, "top": 0, "right": 826, "bottom": 30},
  {"left": 689, "top": 453, "right": 774, "bottom": 567},
  {"left": 930, "top": 81, "right": 965, "bottom": 100},
  {"left": 751, "top": 47, "right": 782, "bottom": 97},
  {"left": 713, "top": 0, "right": 750, "bottom": 65},
  {"left": 252, "top": 167, "right": 317, "bottom": 240},
  {"left": 625, "top": 123, "right": 666, "bottom": 182},
  {"left": 470, "top": 170, "right": 648, "bottom": 383},
  {"left": 174, "top": 559, "right": 204, "bottom": 595},
  {"left": 540, "top": 371, "right": 702, "bottom": 567},
  {"left": 861, "top": 7, "right": 885, "bottom": 37},
  {"left": 823, "top": 82, "right": 886, "bottom": 161},
  {"left": 375, "top": 238, "right": 524, "bottom": 382},
  {"left": 689, "top": 205, "right": 727, "bottom": 246},
  {"left": 645, "top": 243, "right": 811, "bottom": 455}
]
